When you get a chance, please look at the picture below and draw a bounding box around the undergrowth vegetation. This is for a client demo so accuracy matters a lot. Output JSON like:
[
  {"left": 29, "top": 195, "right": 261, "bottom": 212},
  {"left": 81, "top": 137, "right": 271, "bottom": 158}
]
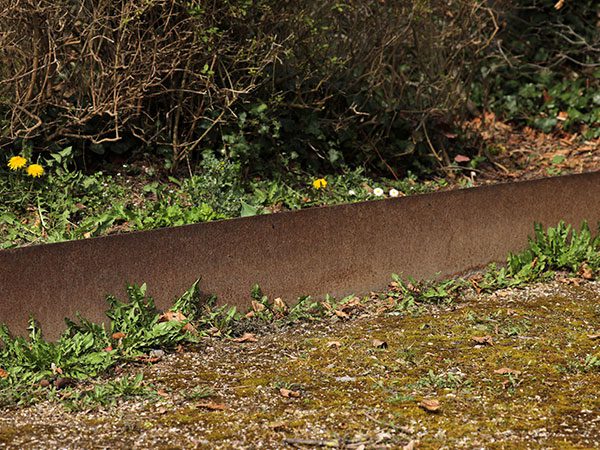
[
  {"left": 0, "top": 221, "right": 598, "bottom": 409},
  {"left": 473, "top": 0, "right": 600, "bottom": 137},
  {"left": 0, "top": 147, "right": 449, "bottom": 249},
  {"left": 0, "top": 1, "right": 597, "bottom": 180}
]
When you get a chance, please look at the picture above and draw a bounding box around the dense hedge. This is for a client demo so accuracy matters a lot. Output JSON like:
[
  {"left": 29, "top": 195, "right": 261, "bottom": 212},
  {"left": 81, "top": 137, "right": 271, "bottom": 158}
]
[
  {"left": 3, "top": 1, "right": 595, "bottom": 175},
  {"left": 0, "top": 0, "right": 499, "bottom": 175}
]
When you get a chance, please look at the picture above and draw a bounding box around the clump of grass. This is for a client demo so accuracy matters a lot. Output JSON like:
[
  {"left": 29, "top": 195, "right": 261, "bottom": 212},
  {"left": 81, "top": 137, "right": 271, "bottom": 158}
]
[
  {"left": 63, "top": 374, "right": 154, "bottom": 411},
  {"left": 387, "top": 275, "right": 461, "bottom": 310},
  {"left": 478, "top": 221, "right": 600, "bottom": 291},
  {"left": 412, "top": 369, "right": 470, "bottom": 391},
  {"left": 0, "top": 282, "right": 202, "bottom": 407}
]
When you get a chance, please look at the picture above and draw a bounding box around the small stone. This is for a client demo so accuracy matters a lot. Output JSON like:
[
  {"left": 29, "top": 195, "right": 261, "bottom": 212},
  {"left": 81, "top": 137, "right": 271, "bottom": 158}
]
[{"left": 149, "top": 349, "right": 165, "bottom": 360}]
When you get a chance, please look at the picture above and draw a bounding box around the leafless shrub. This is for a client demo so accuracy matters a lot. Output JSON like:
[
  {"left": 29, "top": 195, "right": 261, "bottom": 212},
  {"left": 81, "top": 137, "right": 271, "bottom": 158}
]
[{"left": 0, "top": 0, "right": 499, "bottom": 170}]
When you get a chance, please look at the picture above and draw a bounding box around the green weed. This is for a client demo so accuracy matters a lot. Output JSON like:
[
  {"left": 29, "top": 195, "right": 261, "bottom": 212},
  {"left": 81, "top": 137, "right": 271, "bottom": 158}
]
[
  {"left": 479, "top": 221, "right": 599, "bottom": 290},
  {"left": 388, "top": 275, "right": 461, "bottom": 310}
]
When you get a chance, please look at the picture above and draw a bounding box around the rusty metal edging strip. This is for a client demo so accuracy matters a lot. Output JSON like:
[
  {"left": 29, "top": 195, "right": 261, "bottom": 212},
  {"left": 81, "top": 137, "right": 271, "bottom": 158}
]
[{"left": 1, "top": 172, "right": 599, "bottom": 339}]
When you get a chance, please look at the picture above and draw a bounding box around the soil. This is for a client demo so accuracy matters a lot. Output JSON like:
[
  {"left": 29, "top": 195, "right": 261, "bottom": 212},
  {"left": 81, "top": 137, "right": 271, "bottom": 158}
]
[{"left": 1, "top": 280, "right": 599, "bottom": 449}]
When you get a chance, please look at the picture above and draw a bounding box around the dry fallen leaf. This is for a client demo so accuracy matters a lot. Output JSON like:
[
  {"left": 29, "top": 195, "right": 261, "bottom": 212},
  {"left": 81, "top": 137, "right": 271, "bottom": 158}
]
[
  {"left": 279, "top": 388, "right": 301, "bottom": 398},
  {"left": 160, "top": 311, "right": 186, "bottom": 322},
  {"left": 111, "top": 332, "right": 126, "bottom": 340},
  {"left": 251, "top": 300, "right": 266, "bottom": 313},
  {"left": 136, "top": 356, "right": 161, "bottom": 363},
  {"left": 334, "top": 310, "right": 350, "bottom": 319},
  {"left": 558, "top": 276, "right": 581, "bottom": 286},
  {"left": 197, "top": 401, "right": 226, "bottom": 411},
  {"left": 0, "top": 368, "right": 8, "bottom": 379},
  {"left": 157, "top": 389, "right": 169, "bottom": 398},
  {"left": 579, "top": 264, "right": 594, "bottom": 280},
  {"left": 273, "top": 297, "right": 288, "bottom": 312},
  {"left": 327, "top": 341, "right": 342, "bottom": 349},
  {"left": 587, "top": 334, "right": 600, "bottom": 340},
  {"left": 231, "top": 333, "right": 258, "bottom": 343},
  {"left": 471, "top": 335, "right": 494, "bottom": 346},
  {"left": 454, "top": 154, "right": 470, "bottom": 163},
  {"left": 160, "top": 310, "right": 197, "bottom": 333},
  {"left": 51, "top": 363, "right": 63, "bottom": 375},
  {"left": 419, "top": 399, "right": 440, "bottom": 412},
  {"left": 372, "top": 339, "right": 388, "bottom": 349},
  {"left": 554, "top": 0, "right": 565, "bottom": 10},
  {"left": 494, "top": 367, "right": 521, "bottom": 376}
]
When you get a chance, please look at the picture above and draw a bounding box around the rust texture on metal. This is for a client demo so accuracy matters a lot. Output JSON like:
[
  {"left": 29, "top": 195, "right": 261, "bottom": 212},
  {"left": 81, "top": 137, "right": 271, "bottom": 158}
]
[{"left": 1, "top": 172, "right": 599, "bottom": 339}]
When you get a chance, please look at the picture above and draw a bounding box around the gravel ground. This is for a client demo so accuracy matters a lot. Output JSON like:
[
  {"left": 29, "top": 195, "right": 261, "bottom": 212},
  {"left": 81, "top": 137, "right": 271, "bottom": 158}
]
[{"left": 1, "top": 280, "right": 600, "bottom": 449}]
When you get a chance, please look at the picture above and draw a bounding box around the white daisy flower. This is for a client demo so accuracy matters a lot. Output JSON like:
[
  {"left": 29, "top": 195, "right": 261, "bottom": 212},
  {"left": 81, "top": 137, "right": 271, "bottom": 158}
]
[
  {"left": 373, "top": 187, "right": 384, "bottom": 197},
  {"left": 389, "top": 188, "right": 399, "bottom": 197}
]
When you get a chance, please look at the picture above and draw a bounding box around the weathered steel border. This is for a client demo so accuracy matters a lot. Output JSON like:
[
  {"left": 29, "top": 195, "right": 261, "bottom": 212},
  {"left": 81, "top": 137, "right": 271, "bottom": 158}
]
[{"left": 1, "top": 172, "right": 599, "bottom": 339}]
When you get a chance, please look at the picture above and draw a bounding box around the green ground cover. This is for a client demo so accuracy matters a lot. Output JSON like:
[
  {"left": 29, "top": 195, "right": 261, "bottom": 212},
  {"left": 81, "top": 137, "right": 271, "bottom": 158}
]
[{"left": 0, "top": 147, "right": 455, "bottom": 249}]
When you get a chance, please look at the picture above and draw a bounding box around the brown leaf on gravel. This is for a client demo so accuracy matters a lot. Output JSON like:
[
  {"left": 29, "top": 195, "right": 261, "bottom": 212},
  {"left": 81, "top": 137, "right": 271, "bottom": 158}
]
[
  {"left": 197, "top": 401, "right": 226, "bottom": 411},
  {"left": 327, "top": 341, "right": 342, "bottom": 349},
  {"left": 334, "top": 310, "right": 350, "bottom": 319},
  {"left": 558, "top": 276, "right": 581, "bottom": 286},
  {"left": 321, "top": 301, "right": 333, "bottom": 311},
  {"left": 372, "top": 339, "right": 388, "bottom": 349},
  {"left": 279, "top": 388, "right": 301, "bottom": 398},
  {"left": 471, "top": 336, "right": 494, "bottom": 346},
  {"left": 111, "top": 332, "right": 126, "bottom": 340},
  {"left": 157, "top": 389, "right": 169, "bottom": 398},
  {"left": 251, "top": 300, "right": 266, "bottom": 313},
  {"left": 0, "top": 368, "right": 8, "bottom": 379},
  {"left": 135, "top": 355, "right": 161, "bottom": 363},
  {"left": 469, "top": 277, "right": 482, "bottom": 294},
  {"left": 231, "top": 333, "right": 258, "bottom": 343},
  {"left": 419, "top": 399, "right": 440, "bottom": 412},
  {"left": 579, "top": 264, "right": 594, "bottom": 280},
  {"left": 494, "top": 367, "right": 521, "bottom": 376},
  {"left": 340, "top": 297, "right": 362, "bottom": 310}
]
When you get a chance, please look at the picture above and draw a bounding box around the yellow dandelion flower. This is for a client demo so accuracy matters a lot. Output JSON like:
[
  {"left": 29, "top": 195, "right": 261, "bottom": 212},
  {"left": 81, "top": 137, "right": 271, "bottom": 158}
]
[
  {"left": 312, "top": 178, "right": 327, "bottom": 189},
  {"left": 26, "top": 164, "right": 44, "bottom": 178},
  {"left": 7, "top": 155, "right": 27, "bottom": 171}
]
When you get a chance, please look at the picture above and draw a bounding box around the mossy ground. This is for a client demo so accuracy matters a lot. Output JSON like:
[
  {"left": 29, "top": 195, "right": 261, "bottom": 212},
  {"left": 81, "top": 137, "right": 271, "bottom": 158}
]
[{"left": 1, "top": 280, "right": 599, "bottom": 449}]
